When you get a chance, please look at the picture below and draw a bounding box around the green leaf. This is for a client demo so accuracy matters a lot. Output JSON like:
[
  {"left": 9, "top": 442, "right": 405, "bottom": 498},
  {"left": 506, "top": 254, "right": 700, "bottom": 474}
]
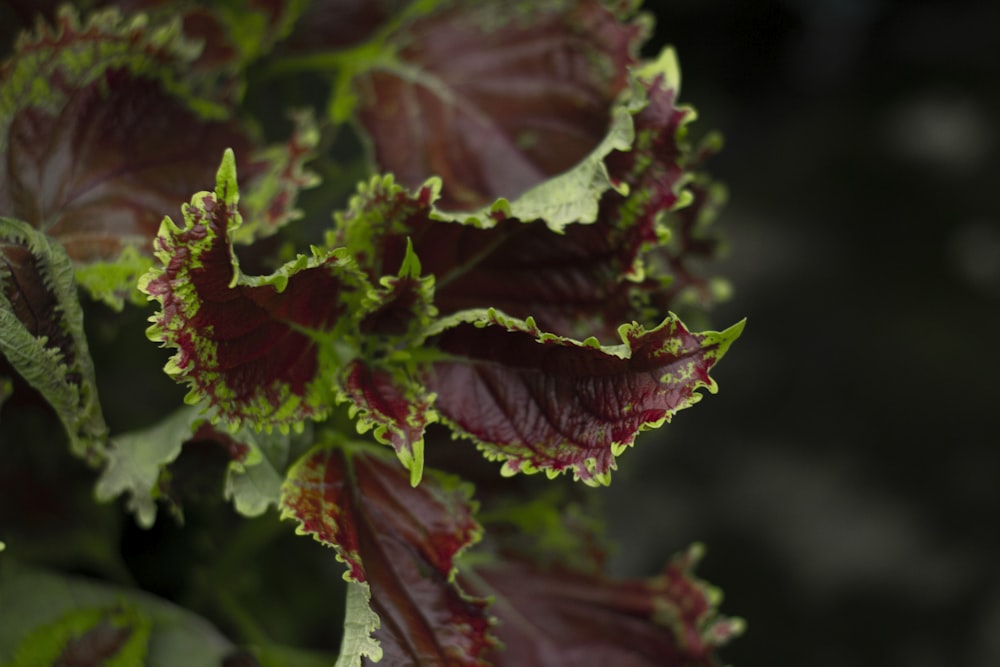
[
  {"left": 0, "top": 217, "right": 107, "bottom": 461},
  {"left": 95, "top": 406, "right": 203, "bottom": 528},
  {"left": 3, "top": 602, "right": 151, "bottom": 667},
  {"left": 0, "top": 560, "right": 234, "bottom": 667},
  {"left": 222, "top": 425, "right": 290, "bottom": 518},
  {"left": 478, "top": 489, "right": 608, "bottom": 575},
  {"left": 0, "top": 377, "right": 11, "bottom": 413},
  {"left": 73, "top": 246, "right": 154, "bottom": 311},
  {"left": 333, "top": 582, "right": 383, "bottom": 667},
  {"left": 96, "top": 404, "right": 291, "bottom": 527}
]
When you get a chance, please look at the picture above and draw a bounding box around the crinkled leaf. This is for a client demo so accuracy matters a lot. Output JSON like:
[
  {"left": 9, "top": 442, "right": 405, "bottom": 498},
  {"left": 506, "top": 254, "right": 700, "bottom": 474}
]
[
  {"left": 340, "top": 359, "right": 435, "bottom": 487},
  {"left": 357, "top": 238, "right": 437, "bottom": 339},
  {"left": 280, "top": 440, "right": 495, "bottom": 665},
  {"left": 334, "top": 55, "right": 701, "bottom": 342},
  {"left": 0, "top": 560, "right": 234, "bottom": 667},
  {"left": 96, "top": 403, "right": 289, "bottom": 527},
  {"left": 234, "top": 110, "right": 321, "bottom": 243},
  {"left": 4, "top": 602, "right": 151, "bottom": 667},
  {"left": 605, "top": 55, "right": 728, "bottom": 318},
  {"left": 340, "top": 241, "right": 438, "bottom": 485},
  {"left": 462, "top": 545, "right": 744, "bottom": 667},
  {"left": 106, "top": 0, "right": 307, "bottom": 73},
  {"left": 0, "top": 217, "right": 107, "bottom": 460},
  {"left": 140, "top": 150, "right": 369, "bottom": 431},
  {"left": 352, "top": 0, "right": 646, "bottom": 211},
  {"left": 333, "top": 582, "right": 383, "bottom": 667},
  {"left": 424, "top": 309, "right": 743, "bottom": 485},
  {"left": 334, "top": 174, "right": 650, "bottom": 341},
  {"left": 643, "top": 153, "right": 729, "bottom": 316},
  {"left": 0, "top": 7, "right": 318, "bottom": 307}
]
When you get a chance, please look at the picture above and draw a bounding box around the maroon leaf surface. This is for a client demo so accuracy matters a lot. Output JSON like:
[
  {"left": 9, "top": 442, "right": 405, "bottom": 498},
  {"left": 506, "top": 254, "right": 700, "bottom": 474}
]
[
  {"left": 609, "top": 74, "right": 726, "bottom": 314},
  {"left": 141, "top": 151, "right": 368, "bottom": 430},
  {"left": 338, "top": 176, "right": 646, "bottom": 341},
  {"left": 340, "top": 359, "right": 436, "bottom": 486},
  {"left": 337, "top": 65, "right": 704, "bottom": 343},
  {"left": 353, "top": 0, "right": 646, "bottom": 209},
  {"left": 2, "top": 71, "right": 263, "bottom": 263},
  {"left": 424, "top": 310, "right": 743, "bottom": 484},
  {"left": 0, "top": 8, "right": 313, "bottom": 266},
  {"left": 463, "top": 546, "right": 743, "bottom": 667},
  {"left": 283, "top": 0, "right": 411, "bottom": 53},
  {"left": 281, "top": 442, "right": 495, "bottom": 665}
]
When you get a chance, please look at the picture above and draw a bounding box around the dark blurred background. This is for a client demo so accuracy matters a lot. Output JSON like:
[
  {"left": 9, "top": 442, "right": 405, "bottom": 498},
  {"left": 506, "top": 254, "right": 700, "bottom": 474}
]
[
  {"left": 608, "top": 1, "right": 1000, "bottom": 665},
  {"left": 1, "top": 1, "right": 997, "bottom": 665}
]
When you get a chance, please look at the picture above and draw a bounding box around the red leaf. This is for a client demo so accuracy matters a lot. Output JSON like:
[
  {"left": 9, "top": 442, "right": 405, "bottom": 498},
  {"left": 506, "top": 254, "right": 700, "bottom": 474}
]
[
  {"left": 354, "top": 0, "right": 645, "bottom": 209},
  {"left": 283, "top": 0, "right": 411, "bottom": 53},
  {"left": 141, "top": 152, "right": 367, "bottom": 429},
  {"left": 424, "top": 310, "right": 743, "bottom": 484},
  {"left": 340, "top": 359, "right": 435, "bottom": 485},
  {"left": 463, "top": 547, "right": 743, "bottom": 667},
  {"left": 2, "top": 70, "right": 263, "bottom": 263},
  {"left": 281, "top": 443, "right": 495, "bottom": 665},
  {"left": 0, "top": 8, "right": 314, "bottom": 266}
]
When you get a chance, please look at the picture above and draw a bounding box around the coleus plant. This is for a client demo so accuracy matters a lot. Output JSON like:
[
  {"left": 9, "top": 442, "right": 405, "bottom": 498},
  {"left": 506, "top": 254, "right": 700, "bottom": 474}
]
[{"left": 0, "top": 1, "right": 745, "bottom": 665}]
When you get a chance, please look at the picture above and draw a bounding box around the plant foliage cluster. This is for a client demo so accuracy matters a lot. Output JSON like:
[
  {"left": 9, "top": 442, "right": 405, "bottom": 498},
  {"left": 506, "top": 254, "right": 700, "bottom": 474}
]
[{"left": 0, "top": 1, "right": 745, "bottom": 664}]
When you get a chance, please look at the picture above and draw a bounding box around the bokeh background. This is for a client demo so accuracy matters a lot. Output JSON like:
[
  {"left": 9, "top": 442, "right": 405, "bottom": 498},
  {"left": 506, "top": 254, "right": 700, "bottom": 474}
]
[
  {"left": 610, "top": 1, "right": 1000, "bottom": 665},
  {"left": 1, "top": 1, "right": 997, "bottom": 665}
]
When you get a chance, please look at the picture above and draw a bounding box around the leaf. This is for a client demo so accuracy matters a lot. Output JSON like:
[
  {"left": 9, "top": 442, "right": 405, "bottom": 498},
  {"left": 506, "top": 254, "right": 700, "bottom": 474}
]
[
  {"left": 604, "top": 54, "right": 728, "bottom": 318},
  {"left": 334, "top": 52, "right": 703, "bottom": 343},
  {"left": 96, "top": 404, "right": 290, "bottom": 527},
  {"left": 340, "top": 359, "right": 435, "bottom": 487},
  {"left": 462, "top": 545, "right": 744, "bottom": 667},
  {"left": 334, "top": 173, "right": 651, "bottom": 342},
  {"left": 0, "top": 376, "right": 11, "bottom": 412},
  {"left": 0, "top": 217, "right": 107, "bottom": 461},
  {"left": 95, "top": 406, "right": 202, "bottom": 528},
  {"left": 333, "top": 582, "right": 383, "bottom": 667},
  {"left": 339, "top": 241, "right": 439, "bottom": 485},
  {"left": 352, "top": 0, "right": 647, "bottom": 211},
  {"left": 4, "top": 603, "right": 151, "bottom": 667},
  {"left": 233, "top": 110, "right": 322, "bottom": 243},
  {"left": 424, "top": 309, "right": 744, "bottom": 485},
  {"left": 283, "top": 0, "right": 411, "bottom": 53},
  {"left": 140, "top": 150, "right": 370, "bottom": 432},
  {"left": 0, "top": 560, "right": 234, "bottom": 667},
  {"left": 280, "top": 439, "right": 495, "bottom": 665},
  {"left": 107, "top": 0, "right": 309, "bottom": 72},
  {"left": 221, "top": 426, "right": 290, "bottom": 519},
  {"left": 0, "top": 7, "right": 318, "bottom": 307},
  {"left": 479, "top": 489, "right": 608, "bottom": 576},
  {"left": 644, "top": 152, "right": 729, "bottom": 316}
]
